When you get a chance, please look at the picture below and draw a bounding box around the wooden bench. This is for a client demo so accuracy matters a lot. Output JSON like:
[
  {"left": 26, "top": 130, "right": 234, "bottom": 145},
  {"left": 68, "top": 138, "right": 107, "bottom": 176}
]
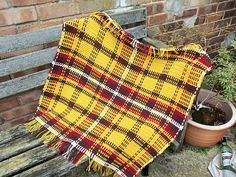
[{"left": 0, "top": 6, "right": 184, "bottom": 177}]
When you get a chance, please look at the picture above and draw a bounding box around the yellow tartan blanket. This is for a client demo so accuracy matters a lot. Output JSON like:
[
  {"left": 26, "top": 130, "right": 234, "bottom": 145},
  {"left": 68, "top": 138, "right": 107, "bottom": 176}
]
[{"left": 26, "top": 12, "right": 212, "bottom": 177}]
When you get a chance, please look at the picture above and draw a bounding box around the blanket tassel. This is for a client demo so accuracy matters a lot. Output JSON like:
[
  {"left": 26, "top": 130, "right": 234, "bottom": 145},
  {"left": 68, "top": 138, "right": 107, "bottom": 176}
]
[
  {"left": 24, "top": 118, "right": 61, "bottom": 149},
  {"left": 87, "top": 160, "right": 115, "bottom": 176}
]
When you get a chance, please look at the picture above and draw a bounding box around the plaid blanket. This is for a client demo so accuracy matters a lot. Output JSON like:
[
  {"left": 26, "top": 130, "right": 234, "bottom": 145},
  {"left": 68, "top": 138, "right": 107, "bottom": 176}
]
[{"left": 26, "top": 12, "right": 211, "bottom": 177}]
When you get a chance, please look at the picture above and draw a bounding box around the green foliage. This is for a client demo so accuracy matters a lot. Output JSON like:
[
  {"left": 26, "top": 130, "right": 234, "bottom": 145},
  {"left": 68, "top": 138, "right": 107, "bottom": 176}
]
[
  {"left": 189, "top": 146, "right": 209, "bottom": 155},
  {"left": 204, "top": 40, "right": 236, "bottom": 102}
]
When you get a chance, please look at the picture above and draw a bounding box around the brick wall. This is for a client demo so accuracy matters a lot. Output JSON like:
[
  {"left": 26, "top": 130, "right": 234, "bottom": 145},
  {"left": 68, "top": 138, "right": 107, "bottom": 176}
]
[
  {"left": 146, "top": 0, "right": 236, "bottom": 56},
  {"left": 0, "top": 0, "right": 236, "bottom": 130}
]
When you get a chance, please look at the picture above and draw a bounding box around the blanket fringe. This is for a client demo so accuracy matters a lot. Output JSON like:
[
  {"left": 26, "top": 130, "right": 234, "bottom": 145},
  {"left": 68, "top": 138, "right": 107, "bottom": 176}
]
[
  {"left": 24, "top": 119, "right": 61, "bottom": 149},
  {"left": 87, "top": 160, "right": 115, "bottom": 176}
]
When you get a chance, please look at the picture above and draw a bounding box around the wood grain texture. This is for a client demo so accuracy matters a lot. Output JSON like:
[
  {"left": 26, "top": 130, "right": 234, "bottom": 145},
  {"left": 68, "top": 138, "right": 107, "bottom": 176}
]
[
  {"left": 0, "top": 23, "right": 147, "bottom": 98},
  {"left": 0, "top": 47, "right": 56, "bottom": 77},
  {"left": 142, "top": 37, "right": 169, "bottom": 48},
  {"left": 0, "top": 135, "right": 42, "bottom": 162},
  {"left": 126, "top": 25, "right": 147, "bottom": 39},
  {"left": 109, "top": 7, "right": 146, "bottom": 26},
  {"left": 0, "top": 7, "right": 146, "bottom": 54},
  {"left": 0, "top": 69, "right": 49, "bottom": 99},
  {"left": 0, "top": 145, "right": 57, "bottom": 177},
  {"left": 0, "top": 125, "right": 29, "bottom": 146},
  {"left": 0, "top": 125, "right": 89, "bottom": 177},
  {"left": 0, "top": 7, "right": 147, "bottom": 99},
  {"left": 0, "top": 26, "right": 61, "bottom": 54},
  {"left": 0, "top": 25, "right": 147, "bottom": 77},
  {"left": 15, "top": 155, "right": 88, "bottom": 177}
]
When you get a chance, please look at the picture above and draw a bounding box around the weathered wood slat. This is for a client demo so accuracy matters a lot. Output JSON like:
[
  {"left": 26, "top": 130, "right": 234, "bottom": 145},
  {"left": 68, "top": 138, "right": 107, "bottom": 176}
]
[
  {"left": 0, "top": 47, "right": 56, "bottom": 77},
  {"left": 126, "top": 25, "right": 147, "bottom": 40},
  {"left": 0, "top": 26, "right": 61, "bottom": 54},
  {"left": 142, "top": 37, "right": 169, "bottom": 48},
  {"left": 0, "top": 145, "right": 57, "bottom": 177},
  {"left": 0, "top": 69, "right": 49, "bottom": 99},
  {"left": 109, "top": 7, "right": 146, "bottom": 26},
  {"left": 0, "top": 8, "right": 146, "bottom": 54},
  {"left": 0, "top": 135, "right": 42, "bottom": 162},
  {"left": 0, "top": 25, "right": 146, "bottom": 98},
  {"left": 0, "top": 125, "right": 29, "bottom": 146},
  {"left": 0, "top": 25, "right": 147, "bottom": 77},
  {"left": 15, "top": 155, "right": 88, "bottom": 177}
]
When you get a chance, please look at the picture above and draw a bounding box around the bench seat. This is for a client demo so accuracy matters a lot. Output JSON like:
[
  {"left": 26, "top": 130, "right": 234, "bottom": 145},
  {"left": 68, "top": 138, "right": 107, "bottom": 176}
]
[{"left": 0, "top": 125, "right": 88, "bottom": 177}]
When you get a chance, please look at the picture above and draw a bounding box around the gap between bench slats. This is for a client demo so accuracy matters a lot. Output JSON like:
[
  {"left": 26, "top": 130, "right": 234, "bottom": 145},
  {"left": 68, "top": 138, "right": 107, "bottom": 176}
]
[
  {"left": 0, "top": 135, "right": 42, "bottom": 162},
  {"left": 14, "top": 155, "right": 88, "bottom": 177},
  {"left": 0, "top": 69, "right": 49, "bottom": 99},
  {"left": 0, "top": 24, "right": 147, "bottom": 98},
  {"left": 0, "top": 47, "right": 56, "bottom": 77},
  {"left": 0, "top": 7, "right": 146, "bottom": 54},
  {"left": 0, "top": 25, "right": 146, "bottom": 78},
  {"left": 0, "top": 145, "right": 57, "bottom": 177}
]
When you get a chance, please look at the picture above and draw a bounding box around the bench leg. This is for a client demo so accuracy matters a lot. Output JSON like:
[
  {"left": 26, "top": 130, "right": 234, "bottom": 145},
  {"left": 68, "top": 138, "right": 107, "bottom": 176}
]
[
  {"left": 141, "top": 164, "right": 149, "bottom": 176},
  {"left": 170, "top": 121, "right": 188, "bottom": 152}
]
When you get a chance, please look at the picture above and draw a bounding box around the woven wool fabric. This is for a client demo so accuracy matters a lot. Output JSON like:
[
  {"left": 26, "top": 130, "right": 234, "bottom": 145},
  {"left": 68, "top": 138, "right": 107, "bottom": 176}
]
[{"left": 26, "top": 12, "right": 212, "bottom": 177}]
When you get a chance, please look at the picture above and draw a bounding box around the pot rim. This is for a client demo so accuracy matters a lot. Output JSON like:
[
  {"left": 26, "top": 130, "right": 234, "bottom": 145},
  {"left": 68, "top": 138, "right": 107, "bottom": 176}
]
[{"left": 188, "top": 89, "right": 236, "bottom": 130}]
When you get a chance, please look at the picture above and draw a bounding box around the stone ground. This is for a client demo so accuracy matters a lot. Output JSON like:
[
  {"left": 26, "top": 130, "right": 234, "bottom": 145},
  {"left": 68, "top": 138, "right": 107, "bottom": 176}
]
[{"left": 75, "top": 128, "right": 236, "bottom": 177}]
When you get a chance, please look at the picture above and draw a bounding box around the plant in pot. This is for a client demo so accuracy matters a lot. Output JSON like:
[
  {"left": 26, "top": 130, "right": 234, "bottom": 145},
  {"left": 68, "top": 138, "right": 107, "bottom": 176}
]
[{"left": 184, "top": 40, "right": 236, "bottom": 147}]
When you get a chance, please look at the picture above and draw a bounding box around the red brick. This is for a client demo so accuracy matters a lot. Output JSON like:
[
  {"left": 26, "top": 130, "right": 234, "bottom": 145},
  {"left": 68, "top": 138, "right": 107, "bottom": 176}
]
[
  {"left": 38, "top": 2, "right": 80, "bottom": 20},
  {"left": 208, "top": 51, "right": 218, "bottom": 58},
  {"left": 0, "top": 75, "right": 10, "bottom": 82},
  {"left": 17, "top": 89, "right": 41, "bottom": 104},
  {"left": 211, "top": 0, "right": 228, "bottom": 2},
  {"left": 0, "top": 7, "right": 37, "bottom": 26},
  {"left": 0, "top": 26, "right": 17, "bottom": 36},
  {"left": 198, "top": 4, "right": 218, "bottom": 15},
  {"left": 214, "top": 18, "right": 231, "bottom": 28},
  {"left": 219, "top": 26, "right": 235, "bottom": 35},
  {"left": 208, "top": 35, "right": 225, "bottom": 45},
  {"left": 0, "top": 116, "right": 4, "bottom": 125},
  {"left": 207, "top": 12, "right": 224, "bottom": 23},
  {"left": 148, "top": 13, "right": 168, "bottom": 26},
  {"left": 8, "top": 113, "right": 34, "bottom": 127},
  {"left": 159, "top": 21, "right": 184, "bottom": 32},
  {"left": 207, "top": 43, "right": 221, "bottom": 52},
  {"left": 10, "top": 0, "right": 56, "bottom": 7},
  {"left": 1, "top": 102, "right": 38, "bottom": 121},
  {"left": 175, "top": 37, "right": 191, "bottom": 46},
  {"left": 0, "top": 96, "right": 19, "bottom": 112},
  {"left": 217, "top": 1, "right": 236, "bottom": 11},
  {"left": 232, "top": 17, "right": 236, "bottom": 24},
  {"left": 197, "top": 23, "right": 210, "bottom": 33},
  {"left": 0, "top": 0, "right": 9, "bottom": 10},
  {"left": 206, "top": 30, "right": 220, "bottom": 39},
  {"left": 224, "top": 9, "right": 236, "bottom": 18},
  {"left": 146, "top": 2, "right": 164, "bottom": 15},
  {"left": 18, "top": 19, "right": 62, "bottom": 33},
  {"left": 0, "top": 113, "right": 34, "bottom": 130},
  {"left": 194, "top": 16, "right": 206, "bottom": 25},
  {"left": 176, "top": 8, "right": 197, "bottom": 20},
  {"left": 155, "top": 33, "right": 172, "bottom": 43}
]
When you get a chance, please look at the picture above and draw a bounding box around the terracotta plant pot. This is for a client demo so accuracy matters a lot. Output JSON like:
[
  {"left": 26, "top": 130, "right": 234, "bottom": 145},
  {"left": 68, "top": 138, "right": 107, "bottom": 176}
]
[{"left": 184, "top": 89, "right": 236, "bottom": 147}]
